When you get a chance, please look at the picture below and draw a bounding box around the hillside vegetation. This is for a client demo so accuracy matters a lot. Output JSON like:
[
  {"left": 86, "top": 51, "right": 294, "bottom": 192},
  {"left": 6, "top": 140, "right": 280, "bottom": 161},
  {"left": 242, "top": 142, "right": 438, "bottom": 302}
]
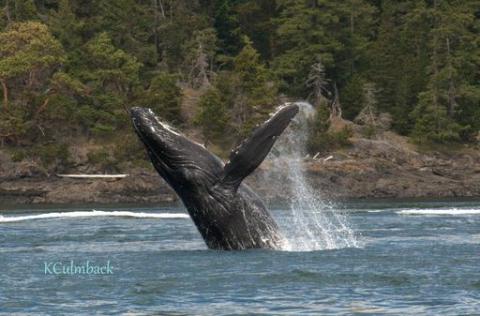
[{"left": 0, "top": 0, "right": 479, "bottom": 173}]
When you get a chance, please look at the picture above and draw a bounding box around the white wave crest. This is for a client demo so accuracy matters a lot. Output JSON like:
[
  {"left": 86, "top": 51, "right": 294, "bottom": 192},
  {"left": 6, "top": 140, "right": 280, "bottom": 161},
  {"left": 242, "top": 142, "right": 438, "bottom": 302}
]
[
  {"left": 397, "top": 208, "right": 480, "bottom": 216},
  {"left": 0, "top": 210, "right": 190, "bottom": 223}
]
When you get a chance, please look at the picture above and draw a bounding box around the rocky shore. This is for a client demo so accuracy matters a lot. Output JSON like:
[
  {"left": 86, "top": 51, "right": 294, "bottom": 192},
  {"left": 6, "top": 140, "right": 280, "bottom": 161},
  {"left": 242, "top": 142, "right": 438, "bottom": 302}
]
[{"left": 1, "top": 131, "right": 479, "bottom": 205}]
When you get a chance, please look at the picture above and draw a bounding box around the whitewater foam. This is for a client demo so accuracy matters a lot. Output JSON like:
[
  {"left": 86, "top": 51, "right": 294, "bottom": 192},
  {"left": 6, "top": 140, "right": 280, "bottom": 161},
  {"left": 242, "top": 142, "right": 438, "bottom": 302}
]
[
  {"left": 397, "top": 209, "right": 480, "bottom": 215},
  {"left": 0, "top": 210, "right": 190, "bottom": 223}
]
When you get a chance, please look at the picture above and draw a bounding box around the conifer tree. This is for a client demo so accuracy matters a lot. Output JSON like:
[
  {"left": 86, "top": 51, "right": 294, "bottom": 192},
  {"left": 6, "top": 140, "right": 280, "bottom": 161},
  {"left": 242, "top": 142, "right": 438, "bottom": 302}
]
[
  {"left": 214, "top": 0, "right": 241, "bottom": 57},
  {"left": 273, "top": 0, "right": 341, "bottom": 96},
  {"left": 48, "top": 0, "right": 82, "bottom": 50},
  {"left": 12, "top": 0, "right": 37, "bottom": 21},
  {"left": 232, "top": 37, "right": 276, "bottom": 136},
  {"left": 142, "top": 72, "right": 183, "bottom": 125},
  {"left": 411, "top": 0, "right": 480, "bottom": 143},
  {"left": 195, "top": 87, "right": 229, "bottom": 145}
]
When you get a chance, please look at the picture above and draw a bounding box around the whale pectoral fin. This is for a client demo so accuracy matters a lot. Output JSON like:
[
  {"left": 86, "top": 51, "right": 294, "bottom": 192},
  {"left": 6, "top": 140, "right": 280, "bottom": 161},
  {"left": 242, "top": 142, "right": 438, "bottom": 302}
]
[{"left": 220, "top": 104, "right": 299, "bottom": 191}]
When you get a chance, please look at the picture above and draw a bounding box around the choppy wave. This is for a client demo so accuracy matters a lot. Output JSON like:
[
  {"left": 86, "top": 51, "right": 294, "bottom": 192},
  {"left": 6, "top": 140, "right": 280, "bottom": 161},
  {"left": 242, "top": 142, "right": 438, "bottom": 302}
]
[
  {"left": 0, "top": 210, "right": 190, "bottom": 223},
  {"left": 397, "top": 208, "right": 480, "bottom": 215}
]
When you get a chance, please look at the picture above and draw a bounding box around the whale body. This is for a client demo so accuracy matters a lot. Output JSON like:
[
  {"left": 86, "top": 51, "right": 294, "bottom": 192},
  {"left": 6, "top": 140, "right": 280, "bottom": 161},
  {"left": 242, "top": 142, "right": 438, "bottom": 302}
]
[{"left": 131, "top": 104, "right": 299, "bottom": 250}]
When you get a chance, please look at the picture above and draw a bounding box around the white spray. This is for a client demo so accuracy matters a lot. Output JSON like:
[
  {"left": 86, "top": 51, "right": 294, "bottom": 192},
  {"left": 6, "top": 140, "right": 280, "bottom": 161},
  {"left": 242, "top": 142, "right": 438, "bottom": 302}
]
[{"left": 265, "top": 102, "right": 359, "bottom": 251}]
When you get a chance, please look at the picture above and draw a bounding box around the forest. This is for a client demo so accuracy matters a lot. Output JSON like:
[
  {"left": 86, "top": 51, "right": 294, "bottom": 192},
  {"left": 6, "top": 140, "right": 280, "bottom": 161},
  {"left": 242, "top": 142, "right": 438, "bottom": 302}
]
[{"left": 0, "top": 0, "right": 479, "bottom": 170}]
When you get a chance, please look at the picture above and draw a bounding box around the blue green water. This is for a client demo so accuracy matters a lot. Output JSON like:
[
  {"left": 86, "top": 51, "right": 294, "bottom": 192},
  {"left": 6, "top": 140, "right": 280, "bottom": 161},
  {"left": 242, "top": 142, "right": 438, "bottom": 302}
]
[{"left": 1, "top": 200, "right": 479, "bottom": 315}]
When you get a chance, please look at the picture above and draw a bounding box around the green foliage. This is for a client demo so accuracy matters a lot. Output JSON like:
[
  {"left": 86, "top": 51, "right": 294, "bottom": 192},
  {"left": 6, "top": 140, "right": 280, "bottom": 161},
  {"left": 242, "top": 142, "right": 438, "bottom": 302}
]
[
  {"left": 411, "top": 91, "right": 462, "bottom": 144},
  {"left": 194, "top": 87, "right": 229, "bottom": 144},
  {"left": 35, "top": 143, "right": 70, "bottom": 168},
  {"left": 12, "top": 143, "right": 71, "bottom": 168},
  {"left": 10, "top": 149, "right": 26, "bottom": 162},
  {"left": 405, "top": 0, "right": 480, "bottom": 144},
  {"left": 0, "top": 108, "right": 28, "bottom": 141},
  {"left": 341, "top": 75, "right": 365, "bottom": 120},
  {"left": 361, "top": 125, "right": 377, "bottom": 140},
  {"left": 368, "top": 1, "right": 429, "bottom": 134},
  {"left": 272, "top": 0, "right": 375, "bottom": 96},
  {"left": 232, "top": 37, "right": 277, "bottom": 136},
  {"left": 234, "top": 0, "right": 277, "bottom": 60},
  {"left": 48, "top": 0, "right": 83, "bottom": 50},
  {"left": 0, "top": 0, "right": 479, "bottom": 174},
  {"left": 92, "top": 0, "right": 156, "bottom": 66},
  {"left": 0, "top": 22, "right": 65, "bottom": 80},
  {"left": 87, "top": 148, "right": 117, "bottom": 171},
  {"left": 112, "top": 133, "right": 148, "bottom": 168},
  {"left": 0, "top": 22, "right": 65, "bottom": 141},
  {"left": 11, "top": 0, "right": 38, "bottom": 21},
  {"left": 138, "top": 72, "right": 183, "bottom": 125},
  {"left": 307, "top": 105, "right": 352, "bottom": 154},
  {"left": 81, "top": 32, "right": 141, "bottom": 91},
  {"left": 214, "top": 0, "right": 241, "bottom": 56}
]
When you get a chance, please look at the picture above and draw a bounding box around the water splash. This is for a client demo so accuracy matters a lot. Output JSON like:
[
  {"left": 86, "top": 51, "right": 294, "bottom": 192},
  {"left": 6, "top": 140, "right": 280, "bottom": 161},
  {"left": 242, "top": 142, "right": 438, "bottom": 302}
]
[{"left": 266, "top": 101, "right": 359, "bottom": 251}]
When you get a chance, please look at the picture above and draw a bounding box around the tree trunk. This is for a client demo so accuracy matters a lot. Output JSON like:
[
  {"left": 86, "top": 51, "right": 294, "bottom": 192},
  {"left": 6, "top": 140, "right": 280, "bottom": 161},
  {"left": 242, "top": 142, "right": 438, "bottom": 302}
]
[
  {"left": 329, "top": 82, "right": 342, "bottom": 120},
  {"left": 5, "top": 0, "right": 11, "bottom": 24},
  {"left": 153, "top": 0, "right": 160, "bottom": 60},
  {"left": 1, "top": 79, "right": 8, "bottom": 110},
  {"left": 158, "top": 0, "right": 165, "bottom": 18},
  {"left": 350, "top": 11, "right": 355, "bottom": 74},
  {"left": 446, "top": 37, "right": 456, "bottom": 117},
  {"left": 432, "top": 0, "right": 440, "bottom": 131},
  {"left": 153, "top": 0, "right": 166, "bottom": 62}
]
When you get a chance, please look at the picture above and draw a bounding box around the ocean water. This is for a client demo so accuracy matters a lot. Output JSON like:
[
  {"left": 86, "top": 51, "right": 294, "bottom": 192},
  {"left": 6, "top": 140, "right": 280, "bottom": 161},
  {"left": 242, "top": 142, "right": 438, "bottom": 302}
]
[{"left": 1, "top": 200, "right": 479, "bottom": 315}]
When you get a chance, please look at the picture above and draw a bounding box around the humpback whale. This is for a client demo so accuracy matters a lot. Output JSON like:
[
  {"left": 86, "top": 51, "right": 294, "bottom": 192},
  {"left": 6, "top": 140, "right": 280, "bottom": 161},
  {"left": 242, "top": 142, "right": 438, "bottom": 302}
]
[{"left": 130, "top": 104, "right": 299, "bottom": 250}]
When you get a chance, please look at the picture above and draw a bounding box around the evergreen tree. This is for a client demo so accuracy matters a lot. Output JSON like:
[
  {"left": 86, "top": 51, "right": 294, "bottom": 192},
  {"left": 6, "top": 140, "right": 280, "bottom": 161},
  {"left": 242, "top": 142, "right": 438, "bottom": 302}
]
[
  {"left": 273, "top": 0, "right": 341, "bottom": 96},
  {"left": 307, "top": 103, "right": 351, "bottom": 153},
  {"left": 1, "top": 0, "right": 480, "bottom": 162},
  {"left": 340, "top": 74, "right": 365, "bottom": 120},
  {"left": 368, "top": 0, "right": 427, "bottom": 134},
  {"left": 214, "top": 0, "right": 241, "bottom": 57},
  {"left": 232, "top": 37, "right": 276, "bottom": 136},
  {"left": 195, "top": 87, "right": 229, "bottom": 145},
  {"left": 0, "top": 21, "right": 65, "bottom": 110},
  {"left": 12, "top": 0, "right": 38, "bottom": 21},
  {"left": 75, "top": 32, "right": 141, "bottom": 134},
  {"left": 411, "top": 0, "right": 480, "bottom": 143},
  {"left": 48, "top": 0, "right": 82, "bottom": 51},
  {"left": 0, "top": 21, "right": 65, "bottom": 143},
  {"left": 234, "top": 0, "right": 277, "bottom": 60},
  {"left": 139, "top": 72, "right": 183, "bottom": 125},
  {"left": 411, "top": 90, "right": 461, "bottom": 144}
]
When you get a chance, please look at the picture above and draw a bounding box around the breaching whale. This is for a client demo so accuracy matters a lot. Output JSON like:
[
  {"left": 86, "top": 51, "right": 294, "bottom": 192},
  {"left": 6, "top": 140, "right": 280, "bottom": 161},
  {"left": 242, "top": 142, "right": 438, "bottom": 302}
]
[{"left": 130, "top": 104, "right": 299, "bottom": 250}]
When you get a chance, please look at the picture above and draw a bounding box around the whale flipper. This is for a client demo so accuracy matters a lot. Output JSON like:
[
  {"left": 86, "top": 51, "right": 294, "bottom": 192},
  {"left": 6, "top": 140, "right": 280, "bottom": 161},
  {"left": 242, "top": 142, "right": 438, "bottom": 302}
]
[{"left": 221, "top": 104, "right": 299, "bottom": 191}]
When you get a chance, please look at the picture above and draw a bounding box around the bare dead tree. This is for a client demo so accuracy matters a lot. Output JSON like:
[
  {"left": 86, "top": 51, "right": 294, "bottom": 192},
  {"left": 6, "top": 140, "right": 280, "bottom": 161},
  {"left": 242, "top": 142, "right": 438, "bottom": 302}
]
[
  {"left": 190, "top": 42, "right": 210, "bottom": 88},
  {"left": 329, "top": 82, "right": 342, "bottom": 120},
  {"left": 306, "top": 58, "right": 329, "bottom": 106}
]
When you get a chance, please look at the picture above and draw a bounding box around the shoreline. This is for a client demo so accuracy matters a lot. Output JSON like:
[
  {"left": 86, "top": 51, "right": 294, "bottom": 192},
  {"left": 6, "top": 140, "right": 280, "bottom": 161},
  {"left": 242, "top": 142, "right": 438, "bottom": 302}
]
[
  {"left": 1, "top": 163, "right": 479, "bottom": 206},
  {"left": 2, "top": 133, "right": 479, "bottom": 206}
]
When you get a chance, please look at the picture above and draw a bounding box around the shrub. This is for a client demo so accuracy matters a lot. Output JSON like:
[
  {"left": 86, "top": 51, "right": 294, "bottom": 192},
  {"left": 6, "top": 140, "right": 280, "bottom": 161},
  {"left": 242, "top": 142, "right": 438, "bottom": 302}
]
[
  {"left": 29, "top": 143, "right": 71, "bottom": 168},
  {"left": 307, "top": 106, "right": 352, "bottom": 154}
]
